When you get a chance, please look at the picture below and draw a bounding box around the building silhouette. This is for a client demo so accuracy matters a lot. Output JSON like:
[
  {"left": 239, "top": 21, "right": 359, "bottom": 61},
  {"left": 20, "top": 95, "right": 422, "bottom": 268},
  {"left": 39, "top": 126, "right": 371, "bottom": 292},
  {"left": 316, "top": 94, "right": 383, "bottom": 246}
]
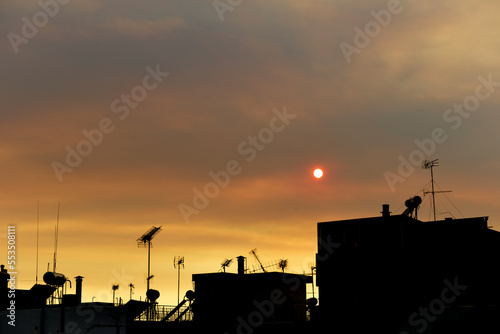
[{"left": 316, "top": 204, "right": 500, "bottom": 333}]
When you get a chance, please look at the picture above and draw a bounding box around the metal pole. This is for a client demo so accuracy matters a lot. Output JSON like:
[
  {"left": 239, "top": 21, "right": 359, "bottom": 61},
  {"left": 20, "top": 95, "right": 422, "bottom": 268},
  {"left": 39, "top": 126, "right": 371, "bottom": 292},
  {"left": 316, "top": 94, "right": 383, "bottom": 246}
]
[
  {"left": 177, "top": 264, "right": 180, "bottom": 319},
  {"left": 147, "top": 242, "right": 151, "bottom": 322},
  {"left": 431, "top": 165, "right": 436, "bottom": 221},
  {"left": 147, "top": 241, "right": 151, "bottom": 292},
  {"left": 311, "top": 267, "right": 315, "bottom": 299}
]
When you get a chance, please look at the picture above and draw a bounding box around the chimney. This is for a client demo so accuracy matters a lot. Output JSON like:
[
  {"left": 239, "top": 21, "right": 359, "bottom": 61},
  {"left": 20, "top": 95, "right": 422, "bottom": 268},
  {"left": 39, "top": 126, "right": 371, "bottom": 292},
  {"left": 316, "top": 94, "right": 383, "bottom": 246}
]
[
  {"left": 75, "top": 276, "right": 84, "bottom": 304},
  {"left": 236, "top": 256, "right": 246, "bottom": 275},
  {"left": 381, "top": 204, "right": 391, "bottom": 218}
]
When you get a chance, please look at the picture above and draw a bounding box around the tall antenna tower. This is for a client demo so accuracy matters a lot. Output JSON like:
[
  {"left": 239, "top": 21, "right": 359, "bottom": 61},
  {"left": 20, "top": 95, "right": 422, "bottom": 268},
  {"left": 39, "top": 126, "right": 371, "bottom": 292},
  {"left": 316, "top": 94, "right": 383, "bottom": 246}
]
[{"left": 136, "top": 226, "right": 162, "bottom": 294}]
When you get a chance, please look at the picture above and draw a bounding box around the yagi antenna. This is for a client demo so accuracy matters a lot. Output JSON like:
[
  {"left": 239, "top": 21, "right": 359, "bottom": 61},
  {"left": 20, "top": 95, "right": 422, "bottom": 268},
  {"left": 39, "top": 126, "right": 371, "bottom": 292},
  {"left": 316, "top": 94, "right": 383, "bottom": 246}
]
[
  {"left": 422, "top": 160, "right": 438, "bottom": 221},
  {"left": 136, "top": 226, "right": 162, "bottom": 292},
  {"left": 220, "top": 258, "right": 233, "bottom": 273},
  {"left": 422, "top": 159, "right": 451, "bottom": 221}
]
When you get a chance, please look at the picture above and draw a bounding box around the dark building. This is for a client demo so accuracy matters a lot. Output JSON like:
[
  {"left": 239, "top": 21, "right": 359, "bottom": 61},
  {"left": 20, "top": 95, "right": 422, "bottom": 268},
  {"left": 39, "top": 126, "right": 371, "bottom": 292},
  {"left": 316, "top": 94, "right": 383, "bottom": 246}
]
[
  {"left": 316, "top": 204, "right": 500, "bottom": 333},
  {"left": 192, "top": 256, "right": 313, "bottom": 333}
]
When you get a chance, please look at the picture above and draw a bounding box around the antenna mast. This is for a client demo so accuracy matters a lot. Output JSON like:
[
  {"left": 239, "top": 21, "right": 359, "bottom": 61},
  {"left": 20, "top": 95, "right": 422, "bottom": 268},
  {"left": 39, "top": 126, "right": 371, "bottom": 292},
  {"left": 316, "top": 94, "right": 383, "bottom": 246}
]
[
  {"left": 136, "top": 226, "right": 162, "bottom": 293},
  {"left": 53, "top": 201, "right": 60, "bottom": 272},
  {"left": 422, "top": 159, "right": 451, "bottom": 221},
  {"left": 174, "top": 256, "right": 185, "bottom": 318},
  {"left": 36, "top": 201, "right": 40, "bottom": 284}
]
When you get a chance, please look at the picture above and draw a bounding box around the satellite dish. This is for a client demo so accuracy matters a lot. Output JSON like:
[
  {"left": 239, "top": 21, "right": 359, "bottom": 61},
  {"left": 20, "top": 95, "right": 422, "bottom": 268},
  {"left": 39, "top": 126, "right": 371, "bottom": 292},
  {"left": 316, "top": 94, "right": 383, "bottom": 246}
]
[
  {"left": 146, "top": 289, "right": 160, "bottom": 303},
  {"left": 185, "top": 290, "right": 195, "bottom": 301}
]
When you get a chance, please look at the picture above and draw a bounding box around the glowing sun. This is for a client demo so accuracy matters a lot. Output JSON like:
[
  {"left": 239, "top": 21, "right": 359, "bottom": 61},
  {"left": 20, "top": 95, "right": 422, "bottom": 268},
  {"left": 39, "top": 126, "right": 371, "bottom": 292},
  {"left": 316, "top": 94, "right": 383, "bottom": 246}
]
[{"left": 313, "top": 168, "right": 324, "bottom": 179}]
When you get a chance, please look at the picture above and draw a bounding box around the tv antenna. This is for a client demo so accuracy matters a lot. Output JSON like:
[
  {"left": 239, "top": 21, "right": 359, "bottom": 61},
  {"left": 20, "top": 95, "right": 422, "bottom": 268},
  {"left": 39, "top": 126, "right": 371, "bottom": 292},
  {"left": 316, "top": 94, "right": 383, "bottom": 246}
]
[
  {"left": 277, "top": 259, "right": 288, "bottom": 272},
  {"left": 249, "top": 249, "right": 266, "bottom": 273},
  {"left": 174, "top": 256, "right": 185, "bottom": 316},
  {"left": 136, "top": 226, "right": 162, "bottom": 293},
  {"left": 220, "top": 258, "right": 233, "bottom": 273},
  {"left": 422, "top": 159, "right": 451, "bottom": 221}
]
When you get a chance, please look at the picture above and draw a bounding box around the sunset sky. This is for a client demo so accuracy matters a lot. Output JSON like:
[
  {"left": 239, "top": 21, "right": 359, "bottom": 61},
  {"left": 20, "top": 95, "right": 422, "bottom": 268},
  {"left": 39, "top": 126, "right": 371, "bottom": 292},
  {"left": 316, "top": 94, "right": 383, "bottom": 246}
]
[{"left": 2, "top": 0, "right": 500, "bottom": 305}]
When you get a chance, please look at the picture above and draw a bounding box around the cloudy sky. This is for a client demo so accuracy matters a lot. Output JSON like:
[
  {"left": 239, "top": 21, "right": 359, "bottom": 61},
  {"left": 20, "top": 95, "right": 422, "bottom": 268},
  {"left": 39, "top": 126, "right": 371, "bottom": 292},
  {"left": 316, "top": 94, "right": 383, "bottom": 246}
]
[{"left": 2, "top": 0, "right": 500, "bottom": 304}]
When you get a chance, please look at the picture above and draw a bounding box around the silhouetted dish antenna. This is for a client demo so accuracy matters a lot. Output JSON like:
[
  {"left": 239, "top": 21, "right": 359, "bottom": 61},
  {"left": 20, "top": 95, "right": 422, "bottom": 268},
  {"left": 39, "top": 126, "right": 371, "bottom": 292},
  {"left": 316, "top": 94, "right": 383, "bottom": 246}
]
[
  {"left": 220, "top": 258, "right": 233, "bottom": 273},
  {"left": 146, "top": 289, "right": 160, "bottom": 303}
]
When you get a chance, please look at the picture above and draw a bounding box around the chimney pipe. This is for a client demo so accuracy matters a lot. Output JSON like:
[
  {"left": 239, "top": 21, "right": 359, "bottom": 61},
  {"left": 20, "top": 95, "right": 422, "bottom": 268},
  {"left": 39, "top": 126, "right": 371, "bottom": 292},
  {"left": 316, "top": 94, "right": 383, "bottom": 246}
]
[
  {"left": 75, "top": 276, "right": 84, "bottom": 304},
  {"left": 236, "top": 256, "right": 246, "bottom": 275},
  {"left": 382, "top": 204, "right": 391, "bottom": 218}
]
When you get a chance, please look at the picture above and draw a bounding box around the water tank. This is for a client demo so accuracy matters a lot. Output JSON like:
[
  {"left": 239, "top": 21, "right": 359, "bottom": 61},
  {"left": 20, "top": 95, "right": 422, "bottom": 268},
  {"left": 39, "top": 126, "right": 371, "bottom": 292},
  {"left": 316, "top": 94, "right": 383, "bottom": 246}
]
[
  {"left": 146, "top": 289, "right": 160, "bottom": 302},
  {"left": 43, "top": 272, "right": 67, "bottom": 286},
  {"left": 405, "top": 196, "right": 422, "bottom": 209}
]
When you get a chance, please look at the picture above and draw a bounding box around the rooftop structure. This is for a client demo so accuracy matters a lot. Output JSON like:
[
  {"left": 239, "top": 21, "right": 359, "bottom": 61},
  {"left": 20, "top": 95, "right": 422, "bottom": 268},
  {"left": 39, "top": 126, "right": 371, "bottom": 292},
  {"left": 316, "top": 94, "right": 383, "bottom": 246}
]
[{"left": 316, "top": 204, "right": 500, "bottom": 333}]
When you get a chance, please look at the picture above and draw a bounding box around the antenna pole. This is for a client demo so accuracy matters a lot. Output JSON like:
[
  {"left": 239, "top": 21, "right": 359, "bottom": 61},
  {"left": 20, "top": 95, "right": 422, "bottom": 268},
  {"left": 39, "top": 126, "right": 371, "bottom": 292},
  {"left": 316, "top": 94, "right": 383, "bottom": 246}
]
[
  {"left": 36, "top": 201, "right": 40, "bottom": 284},
  {"left": 430, "top": 164, "right": 436, "bottom": 221},
  {"left": 423, "top": 160, "right": 439, "bottom": 221},
  {"left": 53, "top": 201, "right": 60, "bottom": 272},
  {"left": 177, "top": 262, "right": 180, "bottom": 306},
  {"left": 147, "top": 240, "right": 151, "bottom": 292},
  {"left": 174, "top": 256, "right": 184, "bottom": 319}
]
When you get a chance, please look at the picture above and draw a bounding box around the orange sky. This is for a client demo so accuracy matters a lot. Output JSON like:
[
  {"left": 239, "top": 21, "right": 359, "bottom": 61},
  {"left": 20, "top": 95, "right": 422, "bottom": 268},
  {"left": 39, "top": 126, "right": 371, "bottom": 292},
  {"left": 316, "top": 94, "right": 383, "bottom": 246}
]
[{"left": 2, "top": 0, "right": 500, "bottom": 305}]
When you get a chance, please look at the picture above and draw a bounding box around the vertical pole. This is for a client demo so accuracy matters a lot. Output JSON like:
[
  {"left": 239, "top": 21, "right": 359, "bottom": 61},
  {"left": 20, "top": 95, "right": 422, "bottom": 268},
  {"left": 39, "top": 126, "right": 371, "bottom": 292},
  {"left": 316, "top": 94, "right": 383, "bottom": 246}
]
[
  {"left": 311, "top": 267, "right": 315, "bottom": 299},
  {"left": 177, "top": 264, "right": 180, "bottom": 319},
  {"left": 147, "top": 241, "right": 151, "bottom": 292},
  {"left": 431, "top": 165, "right": 436, "bottom": 221},
  {"left": 36, "top": 201, "right": 39, "bottom": 284},
  {"left": 147, "top": 241, "right": 151, "bottom": 321}
]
